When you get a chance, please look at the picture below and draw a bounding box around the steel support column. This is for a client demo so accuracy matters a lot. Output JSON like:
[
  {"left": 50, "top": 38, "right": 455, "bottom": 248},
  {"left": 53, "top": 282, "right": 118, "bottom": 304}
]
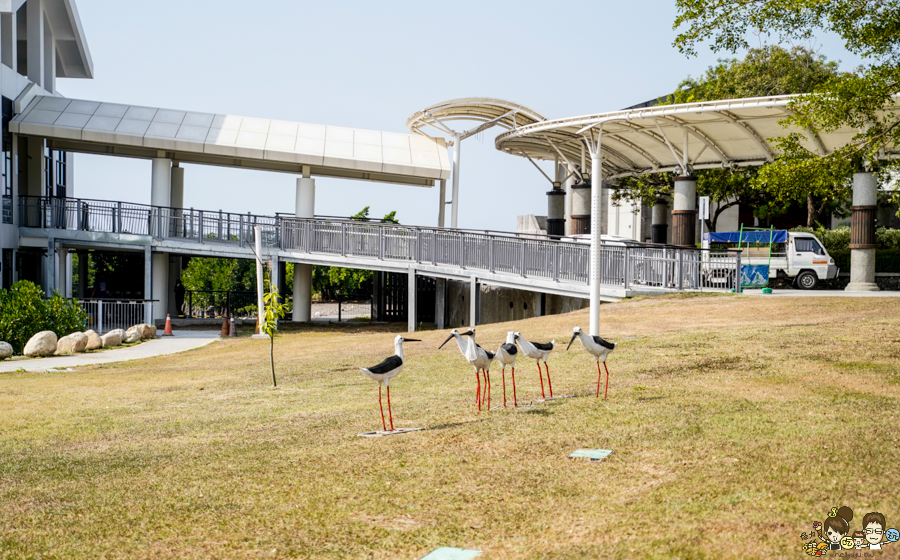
[
  {"left": 450, "top": 132, "right": 461, "bottom": 229},
  {"left": 589, "top": 148, "right": 603, "bottom": 337}
]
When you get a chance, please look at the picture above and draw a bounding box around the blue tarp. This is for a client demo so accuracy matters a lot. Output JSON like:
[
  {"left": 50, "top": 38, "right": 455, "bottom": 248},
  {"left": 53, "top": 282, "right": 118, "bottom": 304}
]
[{"left": 706, "top": 230, "right": 788, "bottom": 244}]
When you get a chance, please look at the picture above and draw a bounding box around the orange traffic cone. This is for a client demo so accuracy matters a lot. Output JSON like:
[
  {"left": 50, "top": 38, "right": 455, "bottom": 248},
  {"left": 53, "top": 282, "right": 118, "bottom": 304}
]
[
  {"left": 221, "top": 317, "right": 229, "bottom": 336},
  {"left": 163, "top": 314, "right": 174, "bottom": 336}
]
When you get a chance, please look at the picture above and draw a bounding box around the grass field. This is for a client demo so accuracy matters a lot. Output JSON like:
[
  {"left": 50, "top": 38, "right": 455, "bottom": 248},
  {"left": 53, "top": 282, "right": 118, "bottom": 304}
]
[{"left": 1, "top": 294, "right": 899, "bottom": 559}]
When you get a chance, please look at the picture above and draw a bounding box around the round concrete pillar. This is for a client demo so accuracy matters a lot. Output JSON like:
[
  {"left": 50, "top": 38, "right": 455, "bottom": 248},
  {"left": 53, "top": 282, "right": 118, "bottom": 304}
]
[
  {"left": 846, "top": 171, "right": 879, "bottom": 291},
  {"left": 672, "top": 176, "right": 697, "bottom": 247},
  {"left": 651, "top": 198, "right": 669, "bottom": 244},
  {"left": 151, "top": 158, "right": 172, "bottom": 207},
  {"left": 293, "top": 176, "right": 315, "bottom": 321},
  {"left": 152, "top": 252, "right": 168, "bottom": 322},
  {"left": 571, "top": 181, "right": 591, "bottom": 235},
  {"left": 546, "top": 187, "right": 566, "bottom": 239},
  {"left": 170, "top": 164, "right": 184, "bottom": 238}
]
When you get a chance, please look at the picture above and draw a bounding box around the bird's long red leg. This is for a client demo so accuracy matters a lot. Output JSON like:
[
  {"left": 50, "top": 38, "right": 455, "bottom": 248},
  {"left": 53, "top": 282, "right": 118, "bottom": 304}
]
[
  {"left": 501, "top": 367, "right": 507, "bottom": 407},
  {"left": 596, "top": 361, "right": 602, "bottom": 398},
  {"left": 387, "top": 385, "right": 394, "bottom": 431},
  {"left": 537, "top": 362, "right": 545, "bottom": 399},
  {"left": 545, "top": 362, "right": 554, "bottom": 397},
  {"left": 511, "top": 367, "right": 517, "bottom": 407},
  {"left": 603, "top": 362, "right": 610, "bottom": 400},
  {"left": 475, "top": 369, "right": 481, "bottom": 410},
  {"left": 486, "top": 370, "right": 491, "bottom": 409},
  {"left": 379, "top": 384, "right": 387, "bottom": 431}
]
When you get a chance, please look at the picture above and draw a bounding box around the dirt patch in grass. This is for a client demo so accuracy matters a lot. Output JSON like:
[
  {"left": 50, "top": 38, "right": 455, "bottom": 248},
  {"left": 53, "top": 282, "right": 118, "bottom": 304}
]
[{"left": 0, "top": 295, "right": 899, "bottom": 559}]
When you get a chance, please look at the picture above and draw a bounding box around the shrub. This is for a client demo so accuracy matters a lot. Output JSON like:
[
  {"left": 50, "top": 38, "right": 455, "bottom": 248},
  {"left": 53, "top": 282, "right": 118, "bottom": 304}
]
[
  {"left": 829, "top": 250, "right": 900, "bottom": 273},
  {"left": 0, "top": 280, "right": 88, "bottom": 354}
]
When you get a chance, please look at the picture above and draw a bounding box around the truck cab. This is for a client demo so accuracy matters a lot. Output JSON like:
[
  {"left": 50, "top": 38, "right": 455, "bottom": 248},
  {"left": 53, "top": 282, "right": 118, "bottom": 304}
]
[{"left": 702, "top": 230, "right": 839, "bottom": 290}]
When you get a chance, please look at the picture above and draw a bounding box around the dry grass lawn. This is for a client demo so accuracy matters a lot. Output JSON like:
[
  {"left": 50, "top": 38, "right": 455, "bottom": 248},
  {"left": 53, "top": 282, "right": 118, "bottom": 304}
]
[{"left": 1, "top": 294, "right": 900, "bottom": 559}]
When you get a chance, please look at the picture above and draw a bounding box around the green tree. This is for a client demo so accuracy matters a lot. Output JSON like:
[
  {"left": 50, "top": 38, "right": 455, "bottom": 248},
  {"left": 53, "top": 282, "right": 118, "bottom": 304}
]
[
  {"left": 673, "top": 0, "right": 900, "bottom": 210},
  {"left": 312, "top": 207, "right": 397, "bottom": 300},
  {"left": 616, "top": 45, "right": 847, "bottom": 229},
  {"left": 181, "top": 257, "right": 257, "bottom": 314}
]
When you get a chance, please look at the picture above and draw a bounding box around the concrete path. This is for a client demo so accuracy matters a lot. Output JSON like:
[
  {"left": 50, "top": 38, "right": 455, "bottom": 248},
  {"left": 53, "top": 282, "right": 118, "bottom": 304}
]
[
  {"left": 0, "top": 330, "right": 221, "bottom": 373},
  {"left": 743, "top": 289, "right": 900, "bottom": 297}
]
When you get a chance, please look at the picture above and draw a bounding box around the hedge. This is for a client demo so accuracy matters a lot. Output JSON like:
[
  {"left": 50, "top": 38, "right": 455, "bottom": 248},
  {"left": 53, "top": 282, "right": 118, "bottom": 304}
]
[
  {"left": 829, "top": 249, "right": 900, "bottom": 273},
  {"left": 0, "top": 280, "right": 88, "bottom": 354}
]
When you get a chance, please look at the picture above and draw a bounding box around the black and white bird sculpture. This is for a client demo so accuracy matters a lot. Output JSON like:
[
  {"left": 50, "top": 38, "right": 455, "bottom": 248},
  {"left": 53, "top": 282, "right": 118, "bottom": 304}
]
[
  {"left": 464, "top": 329, "right": 497, "bottom": 409},
  {"left": 514, "top": 333, "right": 555, "bottom": 399},
  {"left": 360, "top": 335, "right": 420, "bottom": 431},
  {"left": 439, "top": 328, "right": 495, "bottom": 410},
  {"left": 566, "top": 327, "right": 616, "bottom": 399},
  {"left": 496, "top": 331, "right": 518, "bottom": 407}
]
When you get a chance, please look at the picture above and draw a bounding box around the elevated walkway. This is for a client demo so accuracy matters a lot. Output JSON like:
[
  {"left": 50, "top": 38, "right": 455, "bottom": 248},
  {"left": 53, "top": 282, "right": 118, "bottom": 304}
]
[{"left": 17, "top": 196, "right": 739, "bottom": 306}]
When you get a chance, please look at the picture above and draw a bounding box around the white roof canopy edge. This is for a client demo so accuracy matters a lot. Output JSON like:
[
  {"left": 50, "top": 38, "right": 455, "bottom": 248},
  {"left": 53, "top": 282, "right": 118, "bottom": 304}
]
[
  {"left": 495, "top": 94, "right": 900, "bottom": 180},
  {"left": 11, "top": 96, "right": 451, "bottom": 187}
]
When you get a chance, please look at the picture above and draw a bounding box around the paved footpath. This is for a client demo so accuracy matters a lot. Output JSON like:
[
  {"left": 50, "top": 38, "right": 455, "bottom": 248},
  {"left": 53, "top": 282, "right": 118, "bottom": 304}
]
[
  {"left": 744, "top": 289, "right": 900, "bottom": 297},
  {"left": 0, "top": 330, "right": 220, "bottom": 373}
]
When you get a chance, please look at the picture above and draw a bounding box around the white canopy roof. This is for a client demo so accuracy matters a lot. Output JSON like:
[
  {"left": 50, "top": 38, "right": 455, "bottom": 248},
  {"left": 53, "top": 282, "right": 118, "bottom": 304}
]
[
  {"left": 495, "top": 95, "right": 900, "bottom": 180},
  {"left": 12, "top": 96, "right": 450, "bottom": 187},
  {"left": 407, "top": 97, "right": 546, "bottom": 140}
]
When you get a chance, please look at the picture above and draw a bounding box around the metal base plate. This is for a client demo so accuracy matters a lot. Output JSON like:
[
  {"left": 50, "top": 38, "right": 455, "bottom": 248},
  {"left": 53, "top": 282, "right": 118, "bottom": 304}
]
[
  {"left": 418, "top": 547, "right": 482, "bottom": 560},
  {"left": 357, "top": 427, "right": 424, "bottom": 438},
  {"left": 569, "top": 448, "right": 613, "bottom": 462}
]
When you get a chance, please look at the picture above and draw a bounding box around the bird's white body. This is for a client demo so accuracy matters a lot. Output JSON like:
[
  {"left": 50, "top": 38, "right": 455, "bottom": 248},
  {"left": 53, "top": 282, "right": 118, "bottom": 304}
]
[
  {"left": 465, "top": 333, "right": 496, "bottom": 371},
  {"left": 514, "top": 333, "right": 554, "bottom": 362},
  {"left": 359, "top": 336, "right": 407, "bottom": 386},
  {"left": 571, "top": 329, "right": 616, "bottom": 362},
  {"left": 497, "top": 332, "right": 518, "bottom": 368}
]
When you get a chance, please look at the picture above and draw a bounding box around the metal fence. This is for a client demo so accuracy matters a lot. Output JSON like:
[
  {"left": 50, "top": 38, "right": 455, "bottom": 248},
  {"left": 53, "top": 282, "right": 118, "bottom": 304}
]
[
  {"left": 20, "top": 195, "right": 740, "bottom": 294},
  {"left": 78, "top": 299, "right": 152, "bottom": 334},
  {"left": 184, "top": 290, "right": 258, "bottom": 319}
]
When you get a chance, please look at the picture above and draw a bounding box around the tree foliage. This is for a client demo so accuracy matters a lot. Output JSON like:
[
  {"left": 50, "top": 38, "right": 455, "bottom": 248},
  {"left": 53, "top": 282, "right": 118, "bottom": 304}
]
[
  {"left": 0, "top": 281, "right": 88, "bottom": 354},
  {"left": 312, "top": 207, "right": 397, "bottom": 300},
  {"left": 673, "top": 0, "right": 900, "bottom": 207},
  {"left": 616, "top": 45, "right": 848, "bottom": 229}
]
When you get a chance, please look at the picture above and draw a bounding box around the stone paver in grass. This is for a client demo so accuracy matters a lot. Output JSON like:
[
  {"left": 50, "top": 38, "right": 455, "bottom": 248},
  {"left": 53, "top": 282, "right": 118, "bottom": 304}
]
[{"left": 418, "top": 547, "right": 481, "bottom": 560}]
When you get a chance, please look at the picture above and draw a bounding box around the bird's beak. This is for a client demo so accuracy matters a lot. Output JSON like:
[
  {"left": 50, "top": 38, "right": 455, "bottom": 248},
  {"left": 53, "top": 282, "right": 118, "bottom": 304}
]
[
  {"left": 438, "top": 335, "right": 453, "bottom": 349},
  {"left": 404, "top": 338, "right": 421, "bottom": 342},
  {"left": 566, "top": 333, "right": 578, "bottom": 351}
]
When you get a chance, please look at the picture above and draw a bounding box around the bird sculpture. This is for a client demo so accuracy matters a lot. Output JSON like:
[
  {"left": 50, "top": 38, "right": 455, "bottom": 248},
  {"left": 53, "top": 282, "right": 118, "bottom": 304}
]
[
  {"left": 566, "top": 326, "right": 616, "bottom": 399},
  {"left": 464, "top": 329, "right": 497, "bottom": 409},
  {"left": 439, "top": 328, "right": 495, "bottom": 410},
  {"left": 359, "top": 335, "right": 420, "bottom": 431},
  {"left": 496, "top": 331, "right": 519, "bottom": 407},
  {"left": 514, "top": 333, "right": 555, "bottom": 399}
]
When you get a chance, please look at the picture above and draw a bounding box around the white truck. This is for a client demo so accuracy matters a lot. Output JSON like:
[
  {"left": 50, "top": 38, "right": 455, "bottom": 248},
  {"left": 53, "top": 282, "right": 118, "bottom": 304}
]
[{"left": 702, "top": 230, "right": 839, "bottom": 289}]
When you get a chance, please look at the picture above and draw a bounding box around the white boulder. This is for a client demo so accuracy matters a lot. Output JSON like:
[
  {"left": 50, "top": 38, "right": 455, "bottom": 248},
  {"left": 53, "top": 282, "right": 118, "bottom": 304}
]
[
  {"left": 0, "top": 341, "right": 12, "bottom": 359},
  {"left": 124, "top": 327, "right": 142, "bottom": 343},
  {"left": 56, "top": 332, "right": 89, "bottom": 354},
  {"left": 101, "top": 329, "right": 125, "bottom": 347},
  {"left": 24, "top": 331, "right": 58, "bottom": 357},
  {"left": 132, "top": 323, "right": 157, "bottom": 339},
  {"left": 85, "top": 330, "right": 103, "bottom": 350}
]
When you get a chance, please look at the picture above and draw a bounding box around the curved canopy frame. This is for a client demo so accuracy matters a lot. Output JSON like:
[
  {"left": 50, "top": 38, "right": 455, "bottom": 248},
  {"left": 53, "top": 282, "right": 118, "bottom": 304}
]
[
  {"left": 494, "top": 95, "right": 900, "bottom": 180},
  {"left": 407, "top": 97, "right": 547, "bottom": 140}
]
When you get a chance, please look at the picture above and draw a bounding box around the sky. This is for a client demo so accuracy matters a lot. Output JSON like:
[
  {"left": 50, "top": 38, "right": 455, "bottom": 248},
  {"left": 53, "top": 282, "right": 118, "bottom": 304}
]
[{"left": 56, "top": 1, "right": 866, "bottom": 231}]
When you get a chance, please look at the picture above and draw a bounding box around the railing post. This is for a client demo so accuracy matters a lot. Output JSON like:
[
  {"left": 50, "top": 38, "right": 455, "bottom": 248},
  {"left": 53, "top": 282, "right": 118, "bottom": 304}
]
[
  {"left": 238, "top": 213, "right": 243, "bottom": 245},
  {"left": 189, "top": 291, "right": 193, "bottom": 318},
  {"left": 378, "top": 227, "right": 384, "bottom": 259},
  {"left": 677, "top": 249, "right": 684, "bottom": 291},
  {"left": 115, "top": 201, "right": 122, "bottom": 233},
  {"left": 199, "top": 210, "right": 204, "bottom": 243},
  {"left": 415, "top": 229, "right": 421, "bottom": 263},
  {"left": 623, "top": 246, "right": 630, "bottom": 290},
  {"left": 341, "top": 223, "right": 346, "bottom": 256},
  {"left": 735, "top": 251, "right": 742, "bottom": 294},
  {"left": 98, "top": 300, "right": 104, "bottom": 334},
  {"left": 218, "top": 209, "right": 223, "bottom": 241},
  {"left": 520, "top": 241, "right": 526, "bottom": 276},
  {"left": 553, "top": 244, "right": 559, "bottom": 281}
]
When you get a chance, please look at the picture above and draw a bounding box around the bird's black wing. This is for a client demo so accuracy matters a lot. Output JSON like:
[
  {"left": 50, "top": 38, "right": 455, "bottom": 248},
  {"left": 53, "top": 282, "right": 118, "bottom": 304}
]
[
  {"left": 485, "top": 350, "right": 495, "bottom": 359},
  {"left": 592, "top": 336, "right": 615, "bottom": 350},
  {"left": 500, "top": 343, "right": 517, "bottom": 355},
  {"left": 533, "top": 341, "right": 554, "bottom": 351},
  {"left": 366, "top": 355, "right": 402, "bottom": 374}
]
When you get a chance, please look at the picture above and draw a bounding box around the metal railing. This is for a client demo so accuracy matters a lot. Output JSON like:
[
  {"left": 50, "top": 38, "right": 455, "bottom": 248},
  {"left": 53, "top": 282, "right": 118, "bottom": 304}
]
[
  {"left": 78, "top": 299, "right": 153, "bottom": 334},
  {"left": 19, "top": 195, "right": 740, "bottom": 294}
]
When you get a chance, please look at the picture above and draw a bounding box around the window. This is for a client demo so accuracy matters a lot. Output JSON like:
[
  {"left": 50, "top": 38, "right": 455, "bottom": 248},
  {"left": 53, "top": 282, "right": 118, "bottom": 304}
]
[
  {"left": 795, "top": 238, "right": 825, "bottom": 255},
  {"left": 44, "top": 145, "right": 53, "bottom": 197},
  {"left": 55, "top": 150, "right": 66, "bottom": 198},
  {"left": 1, "top": 96, "right": 11, "bottom": 224}
]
